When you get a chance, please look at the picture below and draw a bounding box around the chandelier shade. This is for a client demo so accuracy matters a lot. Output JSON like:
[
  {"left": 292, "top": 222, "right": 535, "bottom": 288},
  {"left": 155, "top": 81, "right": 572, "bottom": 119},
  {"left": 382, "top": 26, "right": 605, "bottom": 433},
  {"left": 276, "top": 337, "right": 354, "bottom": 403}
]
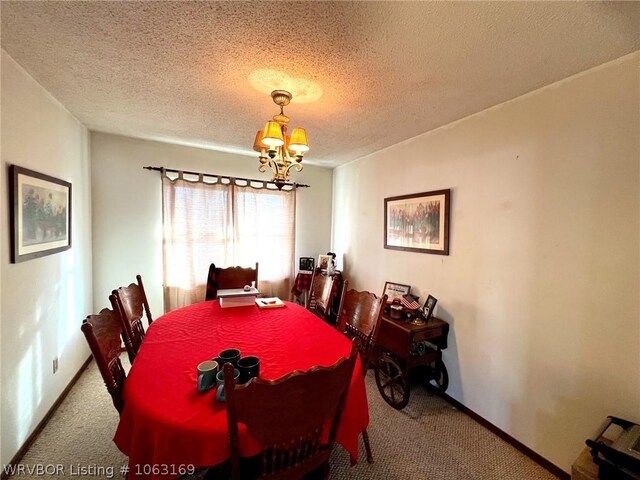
[
  {"left": 262, "top": 121, "right": 285, "bottom": 147},
  {"left": 289, "top": 128, "right": 309, "bottom": 154},
  {"left": 253, "top": 130, "right": 267, "bottom": 152}
]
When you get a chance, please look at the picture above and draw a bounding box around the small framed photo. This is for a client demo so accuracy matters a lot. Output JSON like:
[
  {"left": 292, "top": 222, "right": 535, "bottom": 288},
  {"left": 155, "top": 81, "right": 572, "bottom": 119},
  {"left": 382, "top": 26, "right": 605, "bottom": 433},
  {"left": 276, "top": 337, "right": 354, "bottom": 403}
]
[
  {"left": 10, "top": 165, "right": 72, "bottom": 263},
  {"left": 299, "top": 257, "right": 315, "bottom": 274},
  {"left": 383, "top": 281, "right": 411, "bottom": 303},
  {"left": 317, "top": 254, "right": 332, "bottom": 271},
  {"left": 422, "top": 295, "right": 438, "bottom": 321}
]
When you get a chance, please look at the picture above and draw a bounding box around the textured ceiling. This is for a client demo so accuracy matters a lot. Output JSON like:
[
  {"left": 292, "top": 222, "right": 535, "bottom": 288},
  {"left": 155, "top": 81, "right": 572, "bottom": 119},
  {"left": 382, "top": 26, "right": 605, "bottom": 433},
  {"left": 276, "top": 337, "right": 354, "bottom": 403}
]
[{"left": 2, "top": 1, "right": 639, "bottom": 167}]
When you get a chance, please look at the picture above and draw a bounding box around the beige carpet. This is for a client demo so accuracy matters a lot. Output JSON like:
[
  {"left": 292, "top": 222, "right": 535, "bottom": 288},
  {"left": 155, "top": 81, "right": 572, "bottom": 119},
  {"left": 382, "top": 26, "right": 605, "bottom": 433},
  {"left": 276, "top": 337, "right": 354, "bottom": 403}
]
[{"left": 9, "top": 357, "right": 560, "bottom": 480}]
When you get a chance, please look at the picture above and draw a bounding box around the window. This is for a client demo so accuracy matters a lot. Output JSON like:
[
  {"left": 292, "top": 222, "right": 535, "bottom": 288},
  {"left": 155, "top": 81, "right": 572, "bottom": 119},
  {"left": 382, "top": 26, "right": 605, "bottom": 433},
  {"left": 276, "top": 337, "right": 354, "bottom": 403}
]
[{"left": 162, "top": 173, "right": 295, "bottom": 311}]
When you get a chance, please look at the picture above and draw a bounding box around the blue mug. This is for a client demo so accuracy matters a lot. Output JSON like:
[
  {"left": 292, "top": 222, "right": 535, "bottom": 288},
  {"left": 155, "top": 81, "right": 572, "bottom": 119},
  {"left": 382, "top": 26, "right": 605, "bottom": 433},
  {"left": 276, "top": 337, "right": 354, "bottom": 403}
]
[
  {"left": 197, "top": 360, "right": 218, "bottom": 393},
  {"left": 216, "top": 367, "right": 240, "bottom": 402}
]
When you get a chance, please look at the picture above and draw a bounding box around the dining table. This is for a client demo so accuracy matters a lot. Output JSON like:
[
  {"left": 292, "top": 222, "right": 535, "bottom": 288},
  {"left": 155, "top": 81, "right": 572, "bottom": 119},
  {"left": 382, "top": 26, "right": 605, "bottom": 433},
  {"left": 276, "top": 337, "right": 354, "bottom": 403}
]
[{"left": 113, "top": 300, "right": 370, "bottom": 479}]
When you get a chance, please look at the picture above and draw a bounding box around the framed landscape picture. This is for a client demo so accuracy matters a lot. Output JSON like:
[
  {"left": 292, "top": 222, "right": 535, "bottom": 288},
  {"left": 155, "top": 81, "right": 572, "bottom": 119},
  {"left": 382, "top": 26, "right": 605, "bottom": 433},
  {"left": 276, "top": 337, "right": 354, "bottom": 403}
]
[
  {"left": 10, "top": 165, "right": 72, "bottom": 263},
  {"left": 384, "top": 189, "right": 450, "bottom": 255}
]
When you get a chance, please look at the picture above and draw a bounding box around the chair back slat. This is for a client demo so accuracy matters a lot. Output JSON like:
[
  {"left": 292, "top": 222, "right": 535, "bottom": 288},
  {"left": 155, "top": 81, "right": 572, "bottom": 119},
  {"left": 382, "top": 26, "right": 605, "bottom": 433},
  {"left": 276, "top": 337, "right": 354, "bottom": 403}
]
[
  {"left": 224, "top": 342, "right": 358, "bottom": 480},
  {"left": 205, "top": 262, "right": 258, "bottom": 300},
  {"left": 81, "top": 308, "right": 127, "bottom": 413},
  {"left": 111, "top": 274, "right": 152, "bottom": 363},
  {"left": 337, "top": 289, "right": 386, "bottom": 366},
  {"left": 307, "top": 272, "right": 336, "bottom": 321}
]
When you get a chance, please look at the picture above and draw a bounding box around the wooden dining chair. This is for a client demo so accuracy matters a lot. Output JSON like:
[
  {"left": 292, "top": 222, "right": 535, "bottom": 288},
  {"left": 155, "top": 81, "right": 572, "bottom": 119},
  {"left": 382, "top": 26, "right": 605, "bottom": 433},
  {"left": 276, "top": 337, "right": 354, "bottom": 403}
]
[
  {"left": 223, "top": 342, "right": 358, "bottom": 480},
  {"left": 111, "top": 274, "right": 153, "bottom": 364},
  {"left": 336, "top": 285, "right": 387, "bottom": 464},
  {"left": 307, "top": 271, "right": 337, "bottom": 321},
  {"left": 81, "top": 308, "right": 127, "bottom": 413},
  {"left": 205, "top": 262, "right": 258, "bottom": 301}
]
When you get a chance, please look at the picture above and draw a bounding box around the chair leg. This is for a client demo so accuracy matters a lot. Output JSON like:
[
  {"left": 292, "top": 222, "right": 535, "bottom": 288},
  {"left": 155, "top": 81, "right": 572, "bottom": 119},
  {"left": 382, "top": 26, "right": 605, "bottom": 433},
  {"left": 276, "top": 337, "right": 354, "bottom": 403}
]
[
  {"left": 362, "top": 429, "right": 373, "bottom": 464},
  {"left": 321, "top": 461, "right": 330, "bottom": 479}
]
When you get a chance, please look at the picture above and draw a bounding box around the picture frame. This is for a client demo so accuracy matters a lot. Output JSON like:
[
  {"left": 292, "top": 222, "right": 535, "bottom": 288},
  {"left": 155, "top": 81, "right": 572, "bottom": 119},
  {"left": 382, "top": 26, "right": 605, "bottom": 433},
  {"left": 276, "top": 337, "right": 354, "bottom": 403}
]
[
  {"left": 299, "top": 256, "right": 315, "bottom": 274},
  {"left": 422, "top": 295, "right": 438, "bottom": 321},
  {"left": 384, "top": 188, "right": 450, "bottom": 255},
  {"left": 317, "top": 254, "right": 332, "bottom": 271},
  {"left": 383, "top": 281, "right": 411, "bottom": 303},
  {"left": 10, "top": 165, "right": 72, "bottom": 263}
]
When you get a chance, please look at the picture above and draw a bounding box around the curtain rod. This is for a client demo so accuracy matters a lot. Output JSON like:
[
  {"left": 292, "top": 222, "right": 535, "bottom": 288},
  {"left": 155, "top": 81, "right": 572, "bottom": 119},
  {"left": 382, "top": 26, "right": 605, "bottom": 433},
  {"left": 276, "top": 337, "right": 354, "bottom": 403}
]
[{"left": 143, "top": 166, "right": 310, "bottom": 189}]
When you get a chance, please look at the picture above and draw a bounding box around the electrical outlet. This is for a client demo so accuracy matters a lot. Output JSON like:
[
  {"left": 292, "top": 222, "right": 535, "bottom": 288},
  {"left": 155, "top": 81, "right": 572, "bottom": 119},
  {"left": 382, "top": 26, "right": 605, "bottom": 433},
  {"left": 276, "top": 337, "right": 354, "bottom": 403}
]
[{"left": 53, "top": 357, "right": 59, "bottom": 374}]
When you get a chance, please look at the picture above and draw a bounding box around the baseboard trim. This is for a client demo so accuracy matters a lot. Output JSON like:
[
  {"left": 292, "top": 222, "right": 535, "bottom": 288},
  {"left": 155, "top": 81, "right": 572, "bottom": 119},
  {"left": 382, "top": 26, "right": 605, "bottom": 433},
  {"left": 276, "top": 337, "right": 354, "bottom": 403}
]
[
  {"left": 441, "top": 392, "right": 570, "bottom": 480},
  {"left": 1, "top": 355, "right": 93, "bottom": 480}
]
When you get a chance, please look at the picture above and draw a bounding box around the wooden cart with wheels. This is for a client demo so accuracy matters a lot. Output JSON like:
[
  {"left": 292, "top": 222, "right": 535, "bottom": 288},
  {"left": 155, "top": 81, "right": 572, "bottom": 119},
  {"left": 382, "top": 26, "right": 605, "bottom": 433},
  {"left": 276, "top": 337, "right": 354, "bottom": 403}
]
[{"left": 373, "top": 314, "right": 449, "bottom": 410}]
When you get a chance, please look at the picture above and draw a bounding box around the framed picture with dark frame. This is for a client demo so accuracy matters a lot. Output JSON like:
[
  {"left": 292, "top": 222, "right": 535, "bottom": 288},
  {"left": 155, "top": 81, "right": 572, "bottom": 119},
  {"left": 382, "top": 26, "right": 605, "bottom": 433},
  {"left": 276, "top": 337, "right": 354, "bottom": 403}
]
[
  {"left": 10, "top": 165, "right": 72, "bottom": 263},
  {"left": 422, "top": 295, "right": 438, "bottom": 321},
  {"left": 383, "top": 281, "right": 411, "bottom": 303},
  {"left": 299, "top": 256, "right": 315, "bottom": 274},
  {"left": 384, "top": 188, "right": 450, "bottom": 255}
]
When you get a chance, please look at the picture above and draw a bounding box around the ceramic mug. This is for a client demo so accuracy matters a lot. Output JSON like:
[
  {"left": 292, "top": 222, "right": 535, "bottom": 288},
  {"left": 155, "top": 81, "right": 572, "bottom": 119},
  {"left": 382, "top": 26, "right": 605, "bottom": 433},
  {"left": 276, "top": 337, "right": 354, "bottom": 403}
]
[
  {"left": 197, "top": 360, "right": 218, "bottom": 393},
  {"left": 216, "top": 367, "right": 240, "bottom": 402},
  {"left": 215, "top": 348, "right": 241, "bottom": 367},
  {"left": 237, "top": 356, "right": 260, "bottom": 384}
]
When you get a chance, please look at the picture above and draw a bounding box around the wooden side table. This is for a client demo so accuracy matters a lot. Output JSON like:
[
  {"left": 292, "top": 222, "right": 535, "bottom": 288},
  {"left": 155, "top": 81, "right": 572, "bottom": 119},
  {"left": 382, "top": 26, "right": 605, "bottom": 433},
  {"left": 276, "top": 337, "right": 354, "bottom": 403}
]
[{"left": 372, "top": 314, "right": 449, "bottom": 409}]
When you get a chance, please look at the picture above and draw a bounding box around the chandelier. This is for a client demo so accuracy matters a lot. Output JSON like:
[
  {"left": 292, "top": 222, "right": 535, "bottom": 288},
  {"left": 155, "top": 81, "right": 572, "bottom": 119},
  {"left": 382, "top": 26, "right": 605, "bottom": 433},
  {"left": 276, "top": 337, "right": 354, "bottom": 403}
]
[{"left": 253, "top": 90, "right": 309, "bottom": 189}]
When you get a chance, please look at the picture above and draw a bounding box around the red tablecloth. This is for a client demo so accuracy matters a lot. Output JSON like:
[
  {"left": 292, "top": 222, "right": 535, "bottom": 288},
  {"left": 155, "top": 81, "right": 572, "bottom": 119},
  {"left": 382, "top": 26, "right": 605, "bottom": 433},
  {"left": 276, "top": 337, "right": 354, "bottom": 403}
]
[{"left": 114, "top": 301, "right": 369, "bottom": 479}]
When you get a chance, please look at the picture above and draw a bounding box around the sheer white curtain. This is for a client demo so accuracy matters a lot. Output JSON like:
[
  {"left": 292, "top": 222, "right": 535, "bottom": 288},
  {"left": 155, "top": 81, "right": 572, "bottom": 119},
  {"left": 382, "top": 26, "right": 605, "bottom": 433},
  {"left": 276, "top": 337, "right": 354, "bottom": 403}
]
[
  {"left": 162, "top": 172, "right": 295, "bottom": 311},
  {"left": 233, "top": 184, "right": 296, "bottom": 300}
]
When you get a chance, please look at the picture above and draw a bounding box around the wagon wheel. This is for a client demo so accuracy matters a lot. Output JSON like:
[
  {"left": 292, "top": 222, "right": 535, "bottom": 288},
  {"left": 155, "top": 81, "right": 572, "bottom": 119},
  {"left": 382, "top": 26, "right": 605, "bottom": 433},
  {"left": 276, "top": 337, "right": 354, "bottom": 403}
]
[
  {"left": 375, "top": 354, "right": 409, "bottom": 410},
  {"left": 424, "top": 359, "right": 449, "bottom": 393}
]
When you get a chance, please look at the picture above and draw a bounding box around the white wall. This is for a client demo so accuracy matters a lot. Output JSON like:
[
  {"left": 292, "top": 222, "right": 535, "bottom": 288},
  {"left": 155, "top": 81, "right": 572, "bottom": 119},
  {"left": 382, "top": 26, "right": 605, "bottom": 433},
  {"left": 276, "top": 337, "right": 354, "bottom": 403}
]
[
  {"left": 90, "top": 132, "right": 333, "bottom": 315},
  {"left": 332, "top": 52, "right": 640, "bottom": 472},
  {"left": 0, "top": 51, "right": 93, "bottom": 466}
]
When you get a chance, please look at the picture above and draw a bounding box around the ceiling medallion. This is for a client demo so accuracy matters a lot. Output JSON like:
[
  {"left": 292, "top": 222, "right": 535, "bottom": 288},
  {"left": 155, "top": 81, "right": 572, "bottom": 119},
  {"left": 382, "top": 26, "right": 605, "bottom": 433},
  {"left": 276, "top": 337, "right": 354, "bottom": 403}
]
[
  {"left": 248, "top": 69, "right": 323, "bottom": 104},
  {"left": 253, "top": 90, "right": 308, "bottom": 189}
]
